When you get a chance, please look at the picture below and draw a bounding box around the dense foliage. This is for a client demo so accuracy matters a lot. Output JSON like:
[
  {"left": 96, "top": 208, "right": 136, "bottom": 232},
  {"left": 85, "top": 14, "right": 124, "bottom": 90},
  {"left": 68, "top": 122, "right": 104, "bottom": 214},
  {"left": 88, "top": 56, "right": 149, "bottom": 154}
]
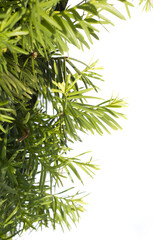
[{"left": 0, "top": 0, "right": 152, "bottom": 239}]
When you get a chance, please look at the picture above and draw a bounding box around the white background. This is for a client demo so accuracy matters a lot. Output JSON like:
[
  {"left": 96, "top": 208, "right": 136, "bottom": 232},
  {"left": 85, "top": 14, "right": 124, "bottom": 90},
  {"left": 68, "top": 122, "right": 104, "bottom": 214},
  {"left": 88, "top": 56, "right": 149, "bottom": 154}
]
[{"left": 19, "top": 2, "right": 153, "bottom": 240}]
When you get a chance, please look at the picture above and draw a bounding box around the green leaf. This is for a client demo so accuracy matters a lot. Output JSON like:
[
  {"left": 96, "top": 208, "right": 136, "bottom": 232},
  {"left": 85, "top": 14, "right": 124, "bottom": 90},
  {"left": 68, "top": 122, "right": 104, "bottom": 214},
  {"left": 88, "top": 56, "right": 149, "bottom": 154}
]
[
  {"left": 4, "top": 206, "right": 18, "bottom": 225},
  {"left": 77, "top": 3, "right": 98, "bottom": 15},
  {"left": 0, "top": 124, "right": 6, "bottom": 133},
  {"left": 60, "top": 13, "right": 80, "bottom": 48},
  {"left": 101, "top": 4, "right": 126, "bottom": 20},
  {"left": 40, "top": 0, "right": 60, "bottom": 9},
  {"left": 5, "top": 30, "right": 29, "bottom": 37},
  {"left": 0, "top": 183, "right": 16, "bottom": 194},
  {"left": 67, "top": 87, "right": 93, "bottom": 96},
  {"left": 6, "top": 43, "right": 29, "bottom": 55},
  {"left": 40, "top": 9, "right": 62, "bottom": 30},
  {"left": 67, "top": 162, "right": 83, "bottom": 184}
]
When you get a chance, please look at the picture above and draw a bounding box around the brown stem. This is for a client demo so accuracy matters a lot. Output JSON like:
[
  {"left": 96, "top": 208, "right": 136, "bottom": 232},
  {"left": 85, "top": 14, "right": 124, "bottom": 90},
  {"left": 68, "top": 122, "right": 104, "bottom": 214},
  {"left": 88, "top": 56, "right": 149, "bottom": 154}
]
[{"left": 17, "top": 129, "right": 30, "bottom": 143}]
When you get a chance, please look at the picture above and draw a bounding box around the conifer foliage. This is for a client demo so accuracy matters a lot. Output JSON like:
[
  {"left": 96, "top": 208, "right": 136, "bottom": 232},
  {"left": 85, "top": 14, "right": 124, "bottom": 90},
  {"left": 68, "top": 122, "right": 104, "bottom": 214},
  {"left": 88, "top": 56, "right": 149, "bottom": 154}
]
[{"left": 0, "top": 0, "right": 152, "bottom": 239}]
